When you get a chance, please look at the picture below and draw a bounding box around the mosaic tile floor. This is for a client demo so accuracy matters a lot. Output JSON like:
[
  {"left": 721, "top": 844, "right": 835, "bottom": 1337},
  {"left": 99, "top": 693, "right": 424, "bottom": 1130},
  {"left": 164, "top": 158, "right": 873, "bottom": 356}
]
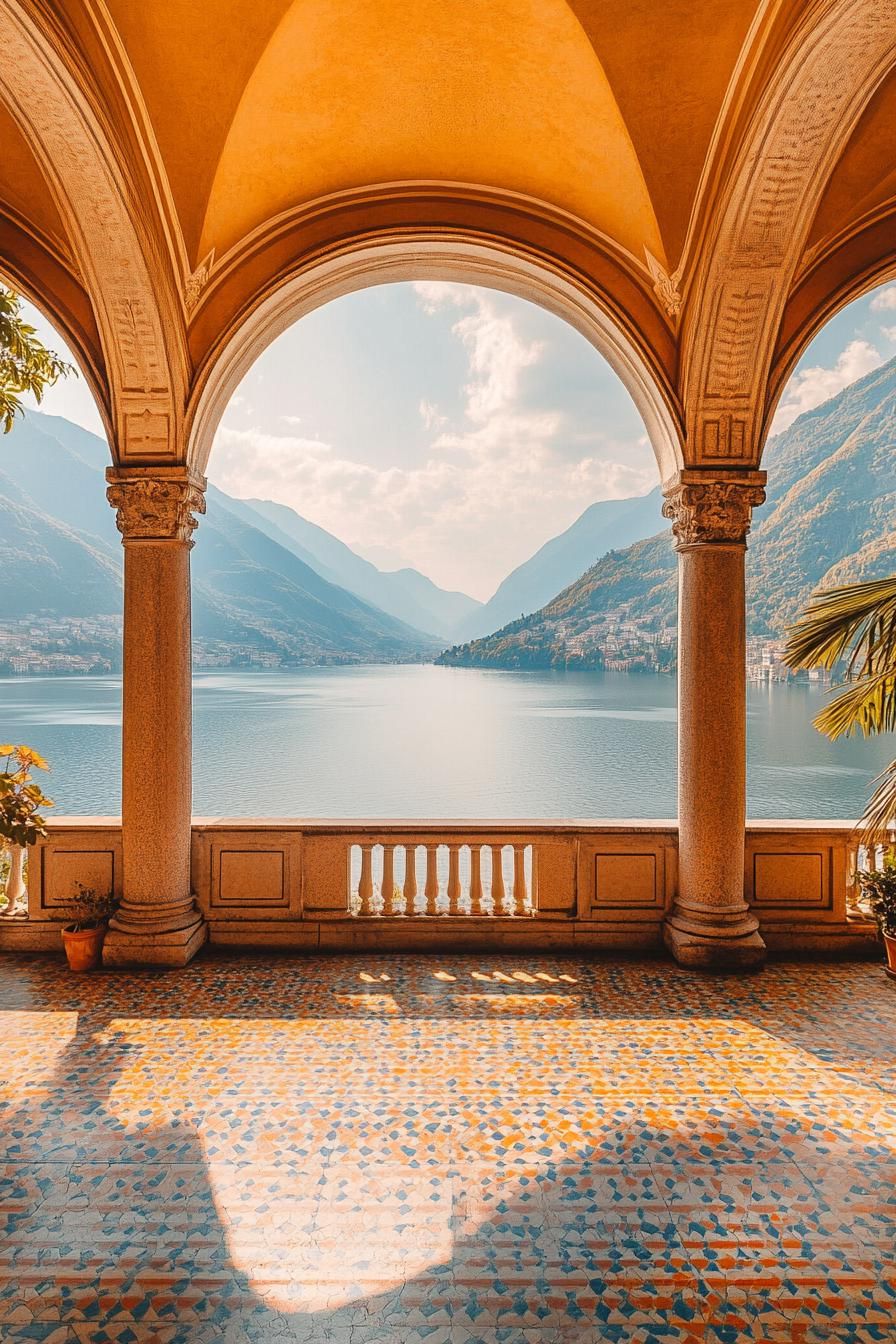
[{"left": 1, "top": 952, "right": 895, "bottom": 1343}]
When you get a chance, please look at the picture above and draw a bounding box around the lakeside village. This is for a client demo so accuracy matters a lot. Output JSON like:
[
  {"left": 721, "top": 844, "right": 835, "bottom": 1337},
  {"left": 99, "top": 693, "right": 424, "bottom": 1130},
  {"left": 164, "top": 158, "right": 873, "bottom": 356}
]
[{"left": 0, "top": 611, "right": 833, "bottom": 682}]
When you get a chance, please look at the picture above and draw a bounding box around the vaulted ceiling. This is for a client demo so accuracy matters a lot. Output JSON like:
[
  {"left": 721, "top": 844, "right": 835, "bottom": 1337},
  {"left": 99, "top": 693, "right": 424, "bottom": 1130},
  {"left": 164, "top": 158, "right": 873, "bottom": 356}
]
[{"left": 0, "top": 0, "right": 893, "bottom": 467}]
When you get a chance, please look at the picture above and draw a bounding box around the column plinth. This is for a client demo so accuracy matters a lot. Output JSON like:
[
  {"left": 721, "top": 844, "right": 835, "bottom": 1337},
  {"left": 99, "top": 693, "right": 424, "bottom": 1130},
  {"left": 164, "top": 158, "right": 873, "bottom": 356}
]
[
  {"left": 662, "top": 470, "right": 767, "bottom": 970},
  {"left": 103, "top": 467, "right": 207, "bottom": 968}
]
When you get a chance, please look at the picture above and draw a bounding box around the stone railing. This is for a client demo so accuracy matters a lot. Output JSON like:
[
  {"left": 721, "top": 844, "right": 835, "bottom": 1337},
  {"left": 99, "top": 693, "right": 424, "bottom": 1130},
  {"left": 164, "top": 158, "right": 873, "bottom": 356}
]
[
  {"left": 348, "top": 836, "right": 536, "bottom": 918},
  {"left": 0, "top": 817, "right": 878, "bottom": 956}
]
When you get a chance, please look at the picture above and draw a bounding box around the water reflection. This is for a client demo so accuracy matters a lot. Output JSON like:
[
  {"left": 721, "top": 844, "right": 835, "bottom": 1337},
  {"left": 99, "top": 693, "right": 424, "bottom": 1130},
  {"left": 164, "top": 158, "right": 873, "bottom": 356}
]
[{"left": 0, "top": 666, "right": 892, "bottom": 819}]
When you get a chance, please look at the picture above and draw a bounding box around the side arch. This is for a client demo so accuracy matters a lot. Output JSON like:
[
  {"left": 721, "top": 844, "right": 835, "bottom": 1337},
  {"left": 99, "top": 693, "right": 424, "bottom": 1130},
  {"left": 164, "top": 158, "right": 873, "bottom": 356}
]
[
  {"left": 0, "top": 215, "right": 110, "bottom": 437},
  {"left": 680, "top": 0, "right": 896, "bottom": 466},
  {"left": 187, "top": 236, "right": 684, "bottom": 484},
  {"left": 769, "top": 216, "right": 896, "bottom": 415},
  {"left": 0, "top": 1, "right": 188, "bottom": 461}
]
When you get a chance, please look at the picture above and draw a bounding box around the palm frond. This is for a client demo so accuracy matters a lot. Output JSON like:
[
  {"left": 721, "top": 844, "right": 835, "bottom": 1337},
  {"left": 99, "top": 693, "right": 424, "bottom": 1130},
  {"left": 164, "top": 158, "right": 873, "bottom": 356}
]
[
  {"left": 784, "top": 576, "right": 896, "bottom": 676},
  {"left": 859, "top": 757, "right": 896, "bottom": 845},
  {"left": 814, "top": 669, "right": 896, "bottom": 740}
]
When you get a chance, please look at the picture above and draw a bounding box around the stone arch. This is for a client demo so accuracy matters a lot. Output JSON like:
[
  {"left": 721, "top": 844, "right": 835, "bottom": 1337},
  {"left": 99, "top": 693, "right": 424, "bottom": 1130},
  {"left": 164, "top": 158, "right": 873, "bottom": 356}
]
[
  {"left": 187, "top": 237, "right": 684, "bottom": 483},
  {"left": 770, "top": 237, "right": 896, "bottom": 416},
  {"left": 0, "top": 3, "right": 188, "bottom": 463},
  {"left": 680, "top": 0, "right": 896, "bottom": 468}
]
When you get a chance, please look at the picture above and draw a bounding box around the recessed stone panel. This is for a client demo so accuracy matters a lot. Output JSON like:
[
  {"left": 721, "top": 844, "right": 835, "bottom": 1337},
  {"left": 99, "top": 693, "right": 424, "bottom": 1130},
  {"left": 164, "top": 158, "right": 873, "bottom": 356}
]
[
  {"left": 42, "top": 850, "right": 116, "bottom": 911},
  {"left": 753, "top": 852, "right": 826, "bottom": 909},
  {"left": 594, "top": 854, "right": 659, "bottom": 909},
  {"left": 216, "top": 850, "right": 288, "bottom": 908}
]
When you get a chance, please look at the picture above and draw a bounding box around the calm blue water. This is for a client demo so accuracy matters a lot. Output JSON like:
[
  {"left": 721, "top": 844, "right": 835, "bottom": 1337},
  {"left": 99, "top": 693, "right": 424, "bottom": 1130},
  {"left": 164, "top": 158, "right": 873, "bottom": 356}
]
[{"left": 0, "top": 665, "right": 891, "bottom": 819}]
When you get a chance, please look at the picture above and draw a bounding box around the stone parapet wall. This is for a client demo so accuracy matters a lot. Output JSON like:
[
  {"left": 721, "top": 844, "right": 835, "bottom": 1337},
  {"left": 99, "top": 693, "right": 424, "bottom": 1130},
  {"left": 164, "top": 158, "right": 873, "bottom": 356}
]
[{"left": 0, "top": 818, "right": 877, "bottom": 958}]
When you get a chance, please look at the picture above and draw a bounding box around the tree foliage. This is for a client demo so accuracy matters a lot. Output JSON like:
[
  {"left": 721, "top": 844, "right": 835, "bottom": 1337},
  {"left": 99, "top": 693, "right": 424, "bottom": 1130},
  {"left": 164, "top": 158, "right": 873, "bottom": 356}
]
[
  {"left": 0, "top": 744, "right": 54, "bottom": 849},
  {"left": 0, "top": 287, "right": 74, "bottom": 433},
  {"left": 785, "top": 576, "right": 896, "bottom": 840}
]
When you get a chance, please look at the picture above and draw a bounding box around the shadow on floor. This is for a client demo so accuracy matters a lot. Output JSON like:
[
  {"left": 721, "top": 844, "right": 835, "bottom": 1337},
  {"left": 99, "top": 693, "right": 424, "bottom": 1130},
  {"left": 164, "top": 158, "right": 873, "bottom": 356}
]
[{"left": 1, "top": 951, "right": 895, "bottom": 1342}]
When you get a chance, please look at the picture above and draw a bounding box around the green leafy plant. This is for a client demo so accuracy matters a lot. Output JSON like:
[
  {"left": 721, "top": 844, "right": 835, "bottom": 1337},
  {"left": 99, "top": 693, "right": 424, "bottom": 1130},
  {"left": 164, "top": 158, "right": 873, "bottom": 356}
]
[
  {"left": 0, "top": 287, "right": 74, "bottom": 433},
  {"left": 855, "top": 858, "right": 896, "bottom": 940},
  {"left": 0, "top": 744, "right": 54, "bottom": 848},
  {"left": 785, "top": 576, "right": 896, "bottom": 841},
  {"left": 61, "top": 882, "right": 119, "bottom": 933}
]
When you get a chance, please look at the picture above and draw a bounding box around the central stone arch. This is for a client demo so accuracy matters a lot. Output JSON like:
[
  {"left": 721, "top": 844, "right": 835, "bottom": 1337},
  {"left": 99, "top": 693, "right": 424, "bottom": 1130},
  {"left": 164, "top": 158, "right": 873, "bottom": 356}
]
[{"left": 186, "top": 236, "right": 685, "bottom": 484}]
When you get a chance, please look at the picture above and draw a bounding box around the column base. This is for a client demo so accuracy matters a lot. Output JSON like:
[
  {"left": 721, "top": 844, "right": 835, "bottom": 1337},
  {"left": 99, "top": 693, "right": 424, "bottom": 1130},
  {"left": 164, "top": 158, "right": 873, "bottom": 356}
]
[
  {"left": 102, "top": 914, "right": 207, "bottom": 968},
  {"left": 663, "top": 919, "right": 767, "bottom": 970}
]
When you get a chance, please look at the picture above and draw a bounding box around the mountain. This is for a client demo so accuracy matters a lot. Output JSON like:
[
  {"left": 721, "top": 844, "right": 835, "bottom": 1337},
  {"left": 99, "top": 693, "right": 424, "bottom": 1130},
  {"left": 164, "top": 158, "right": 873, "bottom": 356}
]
[
  {"left": 237, "top": 497, "right": 481, "bottom": 638},
  {"left": 454, "top": 487, "right": 664, "bottom": 641},
  {"left": 196, "top": 493, "right": 434, "bottom": 660},
  {"left": 439, "top": 356, "right": 896, "bottom": 669},
  {"left": 0, "top": 490, "right": 122, "bottom": 617},
  {"left": 0, "top": 412, "right": 437, "bottom": 664}
]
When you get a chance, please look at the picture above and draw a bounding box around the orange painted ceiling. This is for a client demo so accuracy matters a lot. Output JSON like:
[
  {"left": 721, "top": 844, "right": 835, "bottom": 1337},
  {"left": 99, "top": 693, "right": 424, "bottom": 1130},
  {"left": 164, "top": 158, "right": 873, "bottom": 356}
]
[{"left": 1, "top": 0, "right": 893, "bottom": 305}]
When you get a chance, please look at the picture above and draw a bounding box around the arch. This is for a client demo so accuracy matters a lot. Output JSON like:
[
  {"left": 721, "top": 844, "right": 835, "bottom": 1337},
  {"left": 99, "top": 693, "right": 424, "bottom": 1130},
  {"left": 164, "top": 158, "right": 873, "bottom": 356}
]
[
  {"left": 680, "top": 0, "right": 896, "bottom": 467},
  {"left": 770, "top": 211, "right": 896, "bottom": 414},
  {"left": 0, "top": 217, "right": 110, "bottom": 439},
  {"left": 766, "top": 257, "right": 896, "bottom": 430},
  {"left": 186, "top": 237, "right": 684, "bottom": 484},
  {"left": 0, "top": 3, "right": 188, "bottom": 462}
]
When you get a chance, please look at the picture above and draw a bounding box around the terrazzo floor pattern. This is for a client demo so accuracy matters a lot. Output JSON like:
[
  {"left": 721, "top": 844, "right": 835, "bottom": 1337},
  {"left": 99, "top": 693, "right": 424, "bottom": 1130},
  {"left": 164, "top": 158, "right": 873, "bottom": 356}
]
[{"left": 1, "top": 951, "right": 895, "bottom": 1344}]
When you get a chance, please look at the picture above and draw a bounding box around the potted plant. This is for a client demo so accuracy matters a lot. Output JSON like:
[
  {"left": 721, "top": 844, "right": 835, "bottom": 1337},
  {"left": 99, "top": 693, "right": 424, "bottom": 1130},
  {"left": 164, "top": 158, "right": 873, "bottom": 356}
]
[
  {"left": 0, "top": 744, "right": 53, "bottom": 916},
  {"left": 60, "top": 883, "right": 119, "bottom": 971},
  {"left": 855, "top": 857, "right": 896, "bottom": 979}
]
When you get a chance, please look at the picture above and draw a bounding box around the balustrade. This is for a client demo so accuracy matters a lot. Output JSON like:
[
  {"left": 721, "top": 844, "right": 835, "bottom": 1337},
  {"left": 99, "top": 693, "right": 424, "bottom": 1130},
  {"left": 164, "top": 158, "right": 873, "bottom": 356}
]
[
  {"left": 348, "top": 839, "right": 536, "bottom": 917},
  {"left": 3, "top": 818, "right": 879, "bottom": 957}
]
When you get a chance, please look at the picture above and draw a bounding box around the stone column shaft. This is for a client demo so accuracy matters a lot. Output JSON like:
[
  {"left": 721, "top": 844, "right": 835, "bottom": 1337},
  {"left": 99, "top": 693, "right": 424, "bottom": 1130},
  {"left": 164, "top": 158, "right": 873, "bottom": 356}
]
[
  {"left": 103, "top": 467, "right": 207, "bottom": 967},
  {"left": 662, "top": 470, "right": 767, "bottom": 969}
]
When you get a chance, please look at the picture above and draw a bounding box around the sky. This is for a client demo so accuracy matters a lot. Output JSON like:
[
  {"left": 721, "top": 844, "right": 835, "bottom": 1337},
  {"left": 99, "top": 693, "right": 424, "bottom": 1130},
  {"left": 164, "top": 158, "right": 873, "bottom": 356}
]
[{"left": 16, "top": 277, "right": 896, "bottom": 601}]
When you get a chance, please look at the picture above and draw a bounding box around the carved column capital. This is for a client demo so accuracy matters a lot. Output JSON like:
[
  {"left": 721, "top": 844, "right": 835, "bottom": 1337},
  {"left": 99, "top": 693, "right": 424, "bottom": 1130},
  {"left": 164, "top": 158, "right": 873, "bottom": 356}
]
[
  {"left": 661, "top": 470, "right": 766, "bottom": 548},
  {"left": 106, "top": 467, "right": 207, "bottom": 544}
]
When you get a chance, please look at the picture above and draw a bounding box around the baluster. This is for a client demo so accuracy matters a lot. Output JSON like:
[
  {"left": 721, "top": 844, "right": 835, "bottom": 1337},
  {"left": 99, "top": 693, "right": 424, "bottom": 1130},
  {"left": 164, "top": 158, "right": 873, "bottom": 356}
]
[
  {"left": 403, "top": 844, "right": 418, "bottom": 915},
  {"left": 513, "top": 845, "right": 528, "bottom": 916},
  {"left": 381, "top": 844, "right": 395, "bottom": 916},
  {"left": 358, "top": 843, "right": 374, "bottom": 917},
  {"left": 3, "top": 844, "right": 25, "bottom": 914},
  {"left": 470, "top": 845, "right": 484, "bottom": 917},
  {"left": 447, "top": 843, "right": 461, "bottom": 915},
  {"left": 491, "top": 844, "right": 506, "bottom": 915},
  {"left": 425, "top": 844, "right": 439, "bottom": 915}
]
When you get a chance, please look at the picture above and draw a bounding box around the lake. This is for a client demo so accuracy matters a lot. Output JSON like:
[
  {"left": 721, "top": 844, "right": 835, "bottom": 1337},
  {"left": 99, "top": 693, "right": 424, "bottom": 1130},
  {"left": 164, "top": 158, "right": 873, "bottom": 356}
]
[{"left": 0, "top": 665, "right": 892, "bottom": 819}]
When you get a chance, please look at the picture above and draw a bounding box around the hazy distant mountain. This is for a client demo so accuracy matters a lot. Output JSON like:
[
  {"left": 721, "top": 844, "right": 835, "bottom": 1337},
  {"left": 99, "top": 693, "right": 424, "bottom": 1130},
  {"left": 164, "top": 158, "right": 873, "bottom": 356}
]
[
  {"left": 240, "top": 497, "right": 481, "bottom": 637},
  {"left": 0, "top": 490, "right": 121, "bottom": 617},
  {"left": 197, "top": 493, "right": 434, "bottom": 660},
  {"left": 439, "top": 356, "right": 896, "bottom": 669},
  {"left": 0, "top": 412, "right": 436, "bottom": 663},
  {"left": 0, "top": 414, "right": 117, "bottom": 555},
  {"left": 453, "top": 487, "right": 664, "bottom": 641}
]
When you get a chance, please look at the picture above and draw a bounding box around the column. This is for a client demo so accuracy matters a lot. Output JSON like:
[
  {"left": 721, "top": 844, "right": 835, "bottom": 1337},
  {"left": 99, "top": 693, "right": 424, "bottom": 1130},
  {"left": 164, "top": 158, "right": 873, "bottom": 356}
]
[
  {"left": 102, "top": 466, "right": 207, "bottom": 967},
  {"left": 661, "top": 470, "right": 767, "bottom": 969}
]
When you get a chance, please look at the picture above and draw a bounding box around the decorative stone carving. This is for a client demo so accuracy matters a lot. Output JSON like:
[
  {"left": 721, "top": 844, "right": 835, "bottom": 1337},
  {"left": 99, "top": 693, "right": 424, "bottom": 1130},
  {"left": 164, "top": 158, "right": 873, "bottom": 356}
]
[
  {"left": 106, "top": 469, "right": 206, "bottom": 543},
  {"left": 682, "top": 0, "right": 896, "bottom": 464},
  {"left": 662, "top": 475, "right": 766, "bottom": 547},
  {"left": 185, "top": 250, "right": 215, "bottom": 313},
  {"left": 644, "top": 249, "right": 682, "bottom": 321},
  {"left": 0, "top": 5, "right": 189, "bottom": 460}
]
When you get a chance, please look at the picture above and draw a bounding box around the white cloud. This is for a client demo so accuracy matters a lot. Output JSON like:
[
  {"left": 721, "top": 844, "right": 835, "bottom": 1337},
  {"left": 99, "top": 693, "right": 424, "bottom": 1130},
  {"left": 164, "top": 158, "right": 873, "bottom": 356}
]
[
  {"left": 870, "top": 285, "right": 896, "bottom": 312},
  {"left": 771, "top": 338, "right": 884, "bottom": 435},
  {"left": 211, "top": 285, "right": 658, "bottom": 597},
  {"left": 418, "top": 399, "right": 447, "bottom": 431},
  {"left": 281, "top": 413, "right": 303, "bottom": 426}
]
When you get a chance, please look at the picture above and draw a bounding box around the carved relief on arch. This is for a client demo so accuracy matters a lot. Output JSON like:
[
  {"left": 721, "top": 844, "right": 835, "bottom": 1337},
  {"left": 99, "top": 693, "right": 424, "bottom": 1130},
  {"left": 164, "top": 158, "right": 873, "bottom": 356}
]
[
  {"left": 0, "top": 4, "right": 188, "bottom": 461},
  {"left": 683, "top": 0, "right": 896, "bottom": 467}
]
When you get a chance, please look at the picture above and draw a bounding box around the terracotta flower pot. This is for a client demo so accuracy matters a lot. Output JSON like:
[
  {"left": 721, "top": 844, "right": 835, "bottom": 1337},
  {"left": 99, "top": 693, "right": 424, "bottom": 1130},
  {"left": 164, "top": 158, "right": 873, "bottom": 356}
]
[
  {"left": 884, "top": 931, "right": 896, "bottom": 981},
  {"left": 61, "top": 923, "right": 106, "bottom": 972}
]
